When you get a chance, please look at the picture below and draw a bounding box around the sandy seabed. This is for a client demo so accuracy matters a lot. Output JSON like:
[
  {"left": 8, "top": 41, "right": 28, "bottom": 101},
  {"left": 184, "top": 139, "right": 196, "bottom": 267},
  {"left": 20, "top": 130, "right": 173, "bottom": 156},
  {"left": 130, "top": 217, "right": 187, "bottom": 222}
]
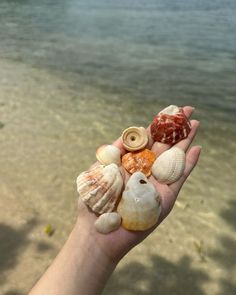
[{"left": 0, "top": 59, "right": 236, "bottom": 295}]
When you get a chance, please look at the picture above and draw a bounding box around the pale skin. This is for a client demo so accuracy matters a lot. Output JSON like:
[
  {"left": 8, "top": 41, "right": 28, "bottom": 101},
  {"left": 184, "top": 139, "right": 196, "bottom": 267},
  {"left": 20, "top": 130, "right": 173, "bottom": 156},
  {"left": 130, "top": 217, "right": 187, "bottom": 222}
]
[{"left": 29, "top": 106, "right": 201, "bottom": 295}]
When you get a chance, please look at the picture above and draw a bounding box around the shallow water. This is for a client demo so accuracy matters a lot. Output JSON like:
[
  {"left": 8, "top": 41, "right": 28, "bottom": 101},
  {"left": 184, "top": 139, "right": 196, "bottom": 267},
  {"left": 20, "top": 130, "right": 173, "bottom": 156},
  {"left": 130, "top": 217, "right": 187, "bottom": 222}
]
[{"left": 0, "top": 0, "right": 236, "bottom": 294}]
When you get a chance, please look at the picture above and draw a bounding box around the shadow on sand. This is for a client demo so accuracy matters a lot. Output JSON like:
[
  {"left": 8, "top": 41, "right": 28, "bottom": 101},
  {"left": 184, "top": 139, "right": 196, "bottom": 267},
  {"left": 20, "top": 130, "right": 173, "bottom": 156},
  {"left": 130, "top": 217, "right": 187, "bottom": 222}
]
[
  {"left": 0, "top": 218, "right": 53, "bottom": 294},
  {"left": 209, "top": 200, "right": 236, "bottom": 295},
  {"left": 104, "top": 254, "right": 209, "bottom": 295},
  {"left": 104, "top": 200, "right": 236, "bottom": 295}
]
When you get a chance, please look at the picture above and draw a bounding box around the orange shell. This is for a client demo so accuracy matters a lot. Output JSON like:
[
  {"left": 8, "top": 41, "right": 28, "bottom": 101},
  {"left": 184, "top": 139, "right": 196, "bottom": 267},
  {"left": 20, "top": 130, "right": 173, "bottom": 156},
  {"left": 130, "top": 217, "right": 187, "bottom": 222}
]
[{"left": 122, "top": 149, "right": 156, "bottom": 177}]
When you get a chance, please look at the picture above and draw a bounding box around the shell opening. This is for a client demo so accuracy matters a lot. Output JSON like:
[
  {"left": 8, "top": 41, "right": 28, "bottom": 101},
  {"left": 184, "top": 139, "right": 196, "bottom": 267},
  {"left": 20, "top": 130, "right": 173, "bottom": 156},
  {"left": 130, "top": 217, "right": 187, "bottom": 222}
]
[{"left": 139, "top": 179, "right": 147, "bottom": 184}]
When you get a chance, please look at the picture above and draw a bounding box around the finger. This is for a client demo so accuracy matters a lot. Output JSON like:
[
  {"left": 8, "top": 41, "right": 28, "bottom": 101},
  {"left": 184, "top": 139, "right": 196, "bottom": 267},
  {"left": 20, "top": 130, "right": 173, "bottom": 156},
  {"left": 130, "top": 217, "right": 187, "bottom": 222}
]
[
  {"left": 169, "top": 145, "right": 202, "bottom": 195},
  {"left": 174, "top": 120, "right": 200, "bottom": 152},
  {"left": 112, "top": 137, "right": 127, "bottom": 155},
  {"left": 181, "top": 105, "right": 195, "bottom": 118}
]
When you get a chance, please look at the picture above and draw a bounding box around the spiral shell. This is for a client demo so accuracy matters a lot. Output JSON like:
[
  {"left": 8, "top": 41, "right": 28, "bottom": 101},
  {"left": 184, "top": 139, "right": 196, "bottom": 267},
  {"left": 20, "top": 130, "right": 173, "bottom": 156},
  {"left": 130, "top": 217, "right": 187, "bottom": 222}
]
[
  {"left": 150, "top": 105, "right": 191, "bottom": 144},
  {"left": 95, "top": 212, "right": 121, "bottom": 234},
  {"left": 122, "top": 149, "right": 156, "bottom": 177},
  {"left": 121, "top": 126, "right": 148, "bottom": 151},
  {"left": 76, "top": 163, "right": 124, "bottom": 214},
  {"left": 96, "top": 145, "right": 121, "bottom": 166},
  {"left": 151, "top": 147, "right": 185, "bottom": 184},
  {"left": 117, "top": 172, "right": 161, "bottom": 231}
]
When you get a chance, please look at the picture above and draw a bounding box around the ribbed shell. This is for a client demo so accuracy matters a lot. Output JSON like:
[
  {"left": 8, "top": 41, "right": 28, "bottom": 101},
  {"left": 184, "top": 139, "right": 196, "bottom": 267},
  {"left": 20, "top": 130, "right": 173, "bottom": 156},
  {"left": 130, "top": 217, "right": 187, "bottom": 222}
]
[
  {"left": 151, "top": 147, "right": 185, "bottom": 184},
  {"left": 76, "top": 163, "right": 124, "bottom": 214},
  {"left": 121, "top": 126, "right": 148, "bottom": 151},
  {"left": 122, "top": 149, "right": 156, "bottom": 177},
  {"left": 117, "top": 172, "right": 161, "bottom": 231}
]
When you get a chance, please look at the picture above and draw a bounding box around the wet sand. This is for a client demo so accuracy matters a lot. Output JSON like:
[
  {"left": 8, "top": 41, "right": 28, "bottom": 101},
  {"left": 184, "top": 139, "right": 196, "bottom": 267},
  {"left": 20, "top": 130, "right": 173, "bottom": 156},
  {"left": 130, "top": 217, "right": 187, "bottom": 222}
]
[{"left": 0, "top": 58, "right": 236, "bottom": 294}]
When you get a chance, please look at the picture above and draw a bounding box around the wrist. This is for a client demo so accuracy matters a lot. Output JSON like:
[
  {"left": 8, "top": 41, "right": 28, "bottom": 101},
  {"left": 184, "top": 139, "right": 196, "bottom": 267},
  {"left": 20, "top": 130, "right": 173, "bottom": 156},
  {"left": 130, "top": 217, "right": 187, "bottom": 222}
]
[{"left": 70, "top": 215, "right": 118, "bottom": 292}]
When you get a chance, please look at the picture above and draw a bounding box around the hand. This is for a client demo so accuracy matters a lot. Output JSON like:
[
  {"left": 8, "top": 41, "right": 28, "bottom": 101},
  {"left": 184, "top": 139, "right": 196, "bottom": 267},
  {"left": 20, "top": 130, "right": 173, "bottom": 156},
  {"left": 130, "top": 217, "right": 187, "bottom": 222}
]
[
  {"left": 77, "top": 106, "right": 201, "bottom": 264},
  {"left": 30, "top": 106, "right": 201, "bottom": 295}
]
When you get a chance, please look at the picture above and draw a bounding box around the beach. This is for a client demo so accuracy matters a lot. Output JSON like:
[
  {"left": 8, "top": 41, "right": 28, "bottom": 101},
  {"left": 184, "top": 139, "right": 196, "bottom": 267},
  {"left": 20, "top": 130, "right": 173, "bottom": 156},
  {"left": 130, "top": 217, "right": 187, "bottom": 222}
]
[{"left": 0, "top": 0, "right": 236, "bottom": 294}]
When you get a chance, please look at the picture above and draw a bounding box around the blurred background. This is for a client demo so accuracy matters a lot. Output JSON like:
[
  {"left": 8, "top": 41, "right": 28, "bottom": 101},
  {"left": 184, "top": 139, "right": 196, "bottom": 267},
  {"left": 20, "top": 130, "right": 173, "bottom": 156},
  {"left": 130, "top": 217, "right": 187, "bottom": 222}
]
[{"left": 0, "top": 0, "right": 236, "bottom": 294}]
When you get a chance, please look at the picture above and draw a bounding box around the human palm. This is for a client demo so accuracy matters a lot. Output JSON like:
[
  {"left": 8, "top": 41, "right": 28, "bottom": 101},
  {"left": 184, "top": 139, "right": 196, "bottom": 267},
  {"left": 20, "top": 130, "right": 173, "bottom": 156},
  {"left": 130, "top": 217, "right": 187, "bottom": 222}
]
[{"left": 77, "top": 106, "right": 201, "bottom": 263}]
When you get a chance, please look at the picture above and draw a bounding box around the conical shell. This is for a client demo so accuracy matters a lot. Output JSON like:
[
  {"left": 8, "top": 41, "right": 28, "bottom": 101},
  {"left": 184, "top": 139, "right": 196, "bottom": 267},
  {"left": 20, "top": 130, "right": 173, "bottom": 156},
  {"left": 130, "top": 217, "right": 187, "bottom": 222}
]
[
  {"left": 96, "top": 145, "right": 121, "bottom": 166},
  {"left": 76, "top": 163, "right": 124, "bottom": 214},
  {"left": 95, "top": 212, "right": 121, "bottom": 234},
  {"left": 117, "top": 172, "right": 161, "bottom": 231},
  {"left": 121, "top": 126, "right": 148, "bottom": 151},
  {"left": 150, "top": 105, "right": 191, "bottom": 144},
  {"left": 151, "top": 147, "right": 185, "bottom": 184}
]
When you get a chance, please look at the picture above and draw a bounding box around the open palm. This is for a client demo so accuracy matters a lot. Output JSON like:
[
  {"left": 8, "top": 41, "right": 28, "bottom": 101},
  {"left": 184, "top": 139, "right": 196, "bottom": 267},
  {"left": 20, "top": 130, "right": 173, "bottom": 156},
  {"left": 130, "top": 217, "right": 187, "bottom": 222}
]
[{"left": 77, "top": 106, "right": 201, "bottom": 263}]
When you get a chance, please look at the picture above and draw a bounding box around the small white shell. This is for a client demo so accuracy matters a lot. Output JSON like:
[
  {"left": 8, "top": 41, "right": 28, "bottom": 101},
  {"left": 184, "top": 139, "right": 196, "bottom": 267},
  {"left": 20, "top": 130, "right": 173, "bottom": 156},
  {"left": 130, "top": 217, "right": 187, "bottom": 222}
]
[
  {"left": 117, "top": 172, "right": 161, "bottom": 231},
  {"left": 77, "top": 163, "right": 124, "bottom": 214},
  {"left": 151, "top": 147, "right": 185, "bottom": 184},
  {"left": 95, "top": 212, "right": 121, "bottom": 234},
  {"left": 121, "top": 126, "right": 148, "bottom": 151},
  {"left": 96, "top": 145, "right": 121, "bottom": 166}
]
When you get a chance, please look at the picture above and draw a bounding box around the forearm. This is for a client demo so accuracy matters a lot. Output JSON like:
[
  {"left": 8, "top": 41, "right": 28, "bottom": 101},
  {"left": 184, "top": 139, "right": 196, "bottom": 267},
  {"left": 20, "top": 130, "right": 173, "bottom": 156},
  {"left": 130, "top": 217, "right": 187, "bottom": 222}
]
[{"left": 29, "top": 217, "right": 117, "bottom": 295}]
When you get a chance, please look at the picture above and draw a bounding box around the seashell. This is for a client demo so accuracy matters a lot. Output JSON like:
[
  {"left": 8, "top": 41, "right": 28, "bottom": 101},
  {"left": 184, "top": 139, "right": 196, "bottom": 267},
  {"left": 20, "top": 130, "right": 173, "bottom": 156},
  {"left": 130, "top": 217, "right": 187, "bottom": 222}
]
[
  {"left": 76, "top": 163, "right": 124, "bottom": 214},
  {"left": 151, "top": 147, "right": 185, "bottom": 184},
  {"left": 121, "top": 126, "right": 148, "bottom": 151},
  {"left": 150, "top": 105, "right": 191, "bottom": 144},
  {"left": 117, "top": 172, "right": 161, "bottom": 231},
  {"left": 95, "top": 212, "right": 121, "bottom": 234},
  {"left": 122, "top": 149, "right": 156, "bottom": 177},
  {"left": 96, "top": 145, "right": 121, "bottom": 166}
]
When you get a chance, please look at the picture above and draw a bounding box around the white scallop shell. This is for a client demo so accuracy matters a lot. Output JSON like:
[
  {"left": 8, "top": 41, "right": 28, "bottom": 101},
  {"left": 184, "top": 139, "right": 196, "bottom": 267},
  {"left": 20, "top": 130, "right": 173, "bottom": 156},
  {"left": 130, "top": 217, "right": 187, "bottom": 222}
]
[
  {"left": 121, "top": 126, "right": 148, "bottom": 151},
  {"left": 117, "top": 172, "right": 161, "bottom": 231},
  {"left": 96, "top": 145, "right": 121, "bottom": 166},
  {"left": 76, "top": 163, "right": 124, "bottom": 214},
  {"left": 151, "top": 147, "right": 185, "bottom": 184},
  {"left": 95, "top": 212, "right": 121, "bottom": 234}
]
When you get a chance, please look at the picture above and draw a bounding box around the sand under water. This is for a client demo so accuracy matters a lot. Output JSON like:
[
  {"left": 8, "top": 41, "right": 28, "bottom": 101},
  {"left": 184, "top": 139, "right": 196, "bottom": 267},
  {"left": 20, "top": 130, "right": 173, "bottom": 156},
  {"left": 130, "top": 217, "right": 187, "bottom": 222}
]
[{"left": 0, "top": 0, "right": 236, "bottom": 294}]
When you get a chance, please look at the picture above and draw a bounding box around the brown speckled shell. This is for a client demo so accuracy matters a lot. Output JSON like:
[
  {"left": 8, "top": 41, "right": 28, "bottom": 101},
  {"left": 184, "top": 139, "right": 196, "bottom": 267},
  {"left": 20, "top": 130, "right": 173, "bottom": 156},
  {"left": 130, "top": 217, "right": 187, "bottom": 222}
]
[
  {"left": 150, "top": 106, "right": 191, "bottom": 144},
  {"left": 121, "top": 149, "right": 156, "bottom": 177}
]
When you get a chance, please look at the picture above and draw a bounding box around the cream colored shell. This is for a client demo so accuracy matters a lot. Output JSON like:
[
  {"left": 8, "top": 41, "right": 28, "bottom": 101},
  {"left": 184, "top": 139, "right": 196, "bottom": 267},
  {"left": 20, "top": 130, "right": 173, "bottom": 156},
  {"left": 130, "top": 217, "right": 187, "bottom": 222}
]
[
  {"left": 96, "top": 145, "right": 121, "bottom": 166},
  {"left": 95, "top": 212, "right": 121, "bottom": 234},
  {"left": 151, "top": 147, "right": 185, "bottom": 184},
  {"left": 117, "top": 172, "right": 161, "bottom": 231},
  {"left": 76, "top": 163, "right": 124, "bottom": 214},
  {"left": 159, "top": 105, "right": 179, "bottom": 115},
  {"left": 121, "top": 126, "right": 148, "bottom": 151}
]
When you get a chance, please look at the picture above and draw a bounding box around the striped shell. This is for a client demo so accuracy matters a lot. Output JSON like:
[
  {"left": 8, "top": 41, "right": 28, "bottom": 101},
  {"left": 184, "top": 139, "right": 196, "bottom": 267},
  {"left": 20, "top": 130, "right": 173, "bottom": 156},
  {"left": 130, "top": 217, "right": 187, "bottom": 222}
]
[
  {"left": 76, "top": 163, "right": 124, "bottom": 214},
  {"left": 121, "top": 126, "right": 148, "bottom": 151},
  {"left": 151, "top": 147, "right": 185, "bottom": 184},
  {"left": 150, "top": 105, "right": 191, "bottom": 144},
  {"left": 117, "top": 172, "right": 161, "bottom": 231}
]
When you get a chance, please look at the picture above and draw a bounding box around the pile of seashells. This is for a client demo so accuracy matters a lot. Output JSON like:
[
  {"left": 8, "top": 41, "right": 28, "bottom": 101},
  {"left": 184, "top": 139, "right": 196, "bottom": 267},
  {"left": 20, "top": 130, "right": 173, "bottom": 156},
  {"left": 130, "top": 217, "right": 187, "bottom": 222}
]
[{"left": 76, "top": 105, "right": 191, "bottom": 234}]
